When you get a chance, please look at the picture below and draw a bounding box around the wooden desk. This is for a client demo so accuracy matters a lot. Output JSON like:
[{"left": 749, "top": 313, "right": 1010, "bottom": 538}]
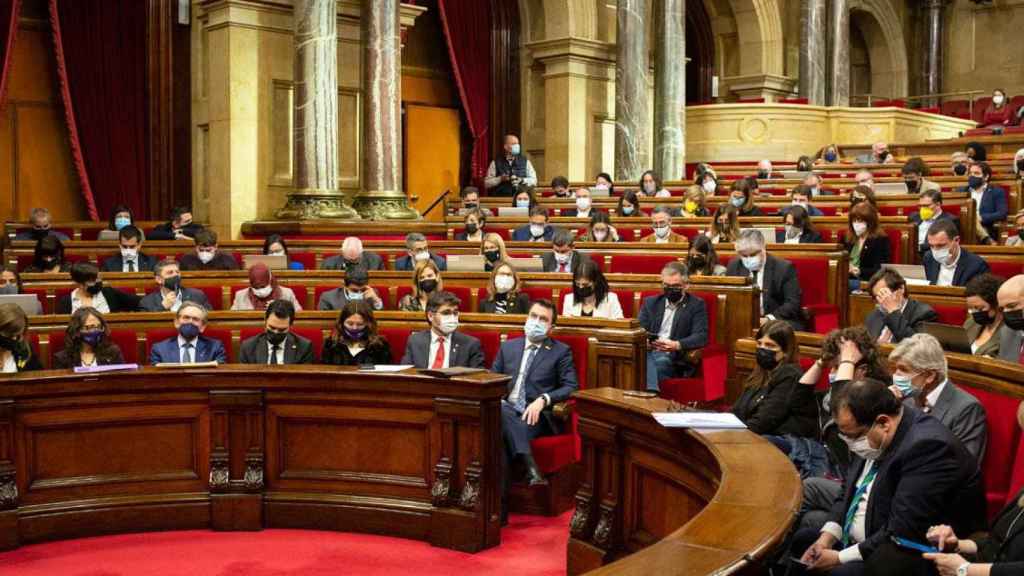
[
  {"left": 0, "top": 366, "right": 508, "bottom": 552},
  {"left": 567, "top": 388, "right": 801, "bottom": 575}
]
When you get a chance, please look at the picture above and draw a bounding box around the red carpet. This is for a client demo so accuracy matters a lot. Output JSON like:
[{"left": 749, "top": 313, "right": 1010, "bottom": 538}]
[{"left": 0, "top": 512, "right": 571, "bottom": 576}]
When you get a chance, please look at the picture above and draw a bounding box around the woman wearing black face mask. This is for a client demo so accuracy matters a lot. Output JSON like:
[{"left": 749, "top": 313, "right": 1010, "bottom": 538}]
[
  {"left": 455, "top": 209, "right": 486, "bottom": 242},
  {"left": 321, "top": 300, "right": 392, "bottom": 366},
  {"left": 562, "top": 259, "right": 623, "bottom": 319},
  {"left": 398, "top": 259, "right": 442, "bottom": 312},
  {"left": 56, "top": 261, "right": 141, "bottom": 315},
  {"left": 686, "top": 235, "right": 726, "bottom": 276},
  {"left": 23, "top": 235, "right": 70, "bottom": 274},
  {"left": 0, "top": 303, "right": 40, "bottom": 373},
  {"left": 963, "top": 273, "right": 1006, "bottom": 358},
  {"left": 54, "top": 307, "right": 125, "bottom": 369},
  {"left": 732, "top": 320, "right": 816, "bottom": 443}
]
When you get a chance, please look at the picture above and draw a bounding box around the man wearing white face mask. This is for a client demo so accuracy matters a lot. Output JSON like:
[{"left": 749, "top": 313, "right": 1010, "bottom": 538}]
[
  {"left": 395, "top": 233, "right": 447, "bottom": 272},
  {"left": 541, "top": 229, "right": 592, "bottom": 273},
  {"left": 179, "top": 229, "right": 239, "bottom": 271},
  {"left": 923, "top": 220, "right": 989, "bottom": 287},
  {"left": 102, "top": 226, "right": 156, "bottom": 272},
  {"left": 780, "top": 186, "right": 824, "bottom": 217},
  {"left": 512, "top": 207, "right": 554, "bottom": 242},
  {"left": 401, "top": 291, "right": 484, "bottom": 370},
  {"left": 641, "top": 206, "right": 685, "bottom": 243},
  {"left": 726, "top": 229, "right": 804, "bottom": 330},
  {"left": 491, "top": 300, "right": 579, "bottom": 521},
  {"left": 564, "top": 187, "right": 594, "bottom": 218},
  {"left": 792, "top": 378, "right": 983, "bottom": 575},
  {"left": 484, "top": 133, "right": 537, "bottom": 196}
]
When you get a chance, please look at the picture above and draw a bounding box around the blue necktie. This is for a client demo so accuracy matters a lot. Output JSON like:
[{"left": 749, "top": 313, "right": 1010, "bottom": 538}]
[{"left": 514, "top": 346, "right": 538, "bottom": 413}]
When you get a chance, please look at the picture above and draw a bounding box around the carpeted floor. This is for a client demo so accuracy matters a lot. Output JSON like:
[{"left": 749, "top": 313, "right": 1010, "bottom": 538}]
[{"left": 0, "top": 512, "right": 572, "bottom": 576}]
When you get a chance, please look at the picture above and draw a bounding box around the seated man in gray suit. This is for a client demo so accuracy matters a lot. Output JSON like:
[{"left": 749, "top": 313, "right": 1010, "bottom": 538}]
[
  {"left": 316, "top": 266, "right": 384, "bottom": 311},
  {"left": 139, "top": 258, "right": 211, "bottom": 312},
  {"left": 998, "top": 274, "right": 1024, "bottom": 364},
  {"left": 401, "top": 291, "right": 484, "bottom": 370},
  {"left": 239, "top": 300, "right": 314, "bottom": 365},
  {"left": 320, "top": 237, "right": 384, "bottom": 271},
  {"left": 864, "top": 268, "right": 939, "bottom": 344}
]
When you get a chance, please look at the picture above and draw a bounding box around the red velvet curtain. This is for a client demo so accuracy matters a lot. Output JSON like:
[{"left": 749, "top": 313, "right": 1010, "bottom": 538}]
[
  {"left": 437, "top": 0, "right": 491, "bottom": 183},
  {"left": 0, "top": 0, "right": 22, "bottom": 111},
  {"left": 49, "top": 0, "right": 148, "bottom": 221}
]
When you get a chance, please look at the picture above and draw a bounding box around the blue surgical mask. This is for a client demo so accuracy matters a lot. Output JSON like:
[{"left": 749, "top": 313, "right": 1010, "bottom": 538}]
[
  {"left": 510, "top": 144, "right": 521, "bottom": 156},
  {"left": 892, "top": 373, "right": 916, "bottom": 398},
  {"left": 524, "top": 318, "right": 549, "bottom": 342},
  {"left": 741, "top": 255, "right": 762, "bottom": 272},
  {"left": 516, "top": 199, "right": 531, "bottom": 208},
  {"left": 730, "top": 196, "right": 745, "bottom": 208},
  {"left": 824, "top": 152, "right": 837, "bottom": 162},
  {"left": 622, "top": 206, "right": 635, "bottom": 215},
  {"left": 345, "top": 290, "right": 364, "bottom": 301},
  {"left": 114, "top": 217, "right": 131, "bottom": 230},
  {"left": 178, "top": 323, "right": 200, "bottom": 341}
]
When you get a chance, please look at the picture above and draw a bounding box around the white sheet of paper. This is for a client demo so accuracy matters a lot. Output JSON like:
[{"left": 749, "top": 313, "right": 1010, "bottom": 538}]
[
  {"left": 652, "top": 412, "right": 748, "bottom": 429},
  {"left": 367, "top": 365, "right": 415, "bottom": 373}
]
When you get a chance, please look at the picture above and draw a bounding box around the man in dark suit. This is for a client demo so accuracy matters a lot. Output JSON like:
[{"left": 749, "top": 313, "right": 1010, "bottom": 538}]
[
  {"left": 794, "top": 379, "right": 982, "bottom": 576},
  {"left": 726, "top": 229, "right": 804, "bottom": 330},
  {"left": 101, "top": 226, "right": 156, "bottom": 273},
  {"left": 492, "top": 299, "right": 578, "bottom": 493},
  {"left": 15, "top": 207, "right": 70, "bottom": 242},
  {"left": 998, "top": 274, "right": 1024, "bottom": 364},
  {"left": 960, "top": 161, "right": 1008, "bottom": 243},
  {"left": 149, "top": 301, "right": 227, "bottom": 364},
  {"left": 541, "top": 229, "right": 592, "bottom": 273},
  {"left": 779, "top": 185, "right": 824, "bottom": 217},
  {"left": 139, "top": 259, "right": 212, "bottom": 312},
  {"left": 239, "top": 300, "right": 313, "bottom": 365},
  {"left": 922, "top": 219, "right": 989, "bottom": 287},
  {"left": 908, "top": 190, "right": 959, "bottom": 255},
  {"left": 401, "top": 291, "right": 484, "bottom": 369},
  {"left": 178, "top": 229, "right": 239, "bottom": 271},
  {"left": 512, "top": 207, "right": 555, "bottom": 242},
  {"left": 320, "top": 237, "right": 385, "bottom": 271},
  {"left": 148, "top": 206, "right": 203, "bottom": 240},
  {"left": 561, "top": 187, "right": 598, "bottom": 219},
  {"left": 394, "top": 233, "right": 447, "bottom": 272},
  {"left": 864, "top": 269, "right": 939, "bottom": 344},
  {"left": 638, "top": 262, "right": 708, "bottom": 391},
  {"left": 317, "top": 266, "right": 385, "bottom": 311}
]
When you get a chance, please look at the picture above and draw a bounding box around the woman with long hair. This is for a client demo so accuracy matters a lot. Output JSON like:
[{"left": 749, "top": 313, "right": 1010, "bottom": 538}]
[
  {"left": 398, "top": 259, "right": 442, "bottom": 312},
  {"left": 54, "top": 307, "right": 125, "bottom": 369},
  {"left": 561, "top": 259, "right": 623, "bottom": 319},
  {"left": 845, "top": 201, "right": 890, "bottom": 291},
  {"left": 479, "top": 261, "right": 530, "bottom": 314},
  {"left": 707, "top": 204, "right": 740, "bottom": 244},
  {"left": 320, "top": 300, "right": 392, "bottom": 365},
  {"left": 480, "top": 233, "right": 509, "bottom": 272},
  {"left": 686, "top": 234, "right": 726, "bottom": 276}
]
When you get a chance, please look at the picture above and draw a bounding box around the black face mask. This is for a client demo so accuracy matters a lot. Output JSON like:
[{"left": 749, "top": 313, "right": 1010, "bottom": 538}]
[
  {"left": 483, "top": 250, "right": 500, "bottom": 263},
  {"left": 755, "top": 347, "right": 780, "bottom": 371},
  {"left": 575, "top": 285, "right": 594, "bottom": 299},
  {"left": 0, "top": 334, "right": 19, "bottom": 352},
  {"left": 757, "top": 170, "right": 769, "bottom": 179},
  {"left": 266, "top": 330, "right": 288, "bottom": 346},
  {"left": 86, "top": 281, "right": 103, "bottom": 295},
  {"left": 163, "top": 275, "right": 181, "bottom": 292},
  {"left": 877, "top": 150, "right": 889, "bottom": 161},
  {"left": 689, "top": 255, "right": 707, "bottom": 270},
  {"left": 463, "top": 202, "right": 478, "bottom": 210},
  {"left": 953, "top": 164, "right": 968, "bottom": 176},
  {"left": 419, "top": 279, "right": 438, "bottom": 294},
  {"left": 971, "top": 309, "right": 995, "bottom": 327},
  {"left": 664, "top": 287, "right": 683, "bottom": 303},
  {"left": 465, "top": 223, "right": 479, "bottom": 235},
  {"left": 1004, "top": 309, "right": 1024, "bottom": 331},
  {"left": 1017, "top": 159, "right": 1024, "bottom": 173},
  {"left": 904, "top": 179, "right": 919, "bottom": 193},
  {"left": 31, "top": 229, "right": 49, "bottom": 241},
  {"left": 968, "top": 176, "right": 985, "bottom": 190}
]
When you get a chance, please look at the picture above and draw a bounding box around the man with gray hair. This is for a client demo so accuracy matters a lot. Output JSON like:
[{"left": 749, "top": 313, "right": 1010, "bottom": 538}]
[
  {"left": 395, "top": 232, "right": 447, "bottom": 271},
  {"left": 855, "top": 141, "right": 894, "bottom": 164},
  {"left": 950, "top": 151, "right": 969, "bottom": 177},
  {"left": 637, "top": 262, "right": 708, "bottom": 391},
  {"left": 149, "top": 300, "right": 227, "bottom": 364},
  {"left": 321, "top": 236, "right": 384, "bottom": 271},
  {"left": 15, "top": 208, "right": 70, "bottom": 242},
  {"left": 726, "top": 229, "right": 804, "bottom": 330},
  {"left": 641, "top": 206, "right": 685, "bottom": 243}
]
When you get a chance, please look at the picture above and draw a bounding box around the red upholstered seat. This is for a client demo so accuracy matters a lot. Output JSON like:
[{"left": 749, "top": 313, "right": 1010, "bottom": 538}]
[
  {"left": 1005, "top": 126, "right": 1024, "bottom": 135},
  {"left": 677, "top": 226, "right": 704, "bottom": 240},
  {"left": 779, "top": 97, "right": 809, "bottom": 105},
  {"left": 529, "top": 333, "right": 589, "bottom": 474},
  {"left": 941, "top": 99, "right": 969, "bottom": 118},
  {"left": 464, "top": 330, "right": 501, "bottom": 367},
  {"left": 959, "top": 385, "right": 1022, "bottom": 518},
  {"left": 987, "top": 261, "right": 1024, "bottom": 280},
  {"left": 639, "top": 290, "right": 728, "bottom": 403},
  {"left": 521, "top": 286, "right": 555, "bottom": 304},
  {"left": 288, "top": 252, "right": 316, "bottom": 270},
  {"left": 379, "top": 328, "right": 411, "bottom": 363},
  {"left": 930, "top": 305, "right": 965, "bottom": 326},
  {"left": 964, "top": 128, "right": 994, "bottom": 137},
  {"left": 608, "top": 253, "right": 679, "bottom": 274},
  {"left": 788, "top": 257, "right": 839, "bottom": 334},
  {"left": 194, "top": 286, "right": 224, "bottom": 310}
]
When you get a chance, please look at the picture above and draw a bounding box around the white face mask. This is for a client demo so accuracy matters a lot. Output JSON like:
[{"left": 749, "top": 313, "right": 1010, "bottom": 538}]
[
  {"left": 414, "top": 250, "right": 431, "bottom": 261},
  {"left": 994, "top": 95, "right": 1005, "bottom": 105},
  {"left": 842, "top": 428, "right": 882, "bottom": 461},
  {"left": 529, "top": 224, "right": 545, "bottom": 238},
  {"left": 654, "top": 224, "right": 671, "bottom": 239},
  {"left": 554, "top": 252, "right": 570, "bottom": 265},
  {"left": 252, "top": 286, "right": 273, "bottom": 298},
  {"left": 785, "top": 225, "right": 801, "bottom": 239},
  {"left": 931, "top": 246, "right": 952, "bottom": 265},
  {"left": 494, "top": 274, "right": 515, "bottom": 293},
  {"left": 852, "top": 222, "right": 868, "bottom": 236},
  {"left": 593, "top": 230, "right": 608, "bottom": 241},
  {"left": 643, "top": 182, "right": 656, "bottom": 194},
  {"left": 576, "top": 197, "right": 592, "bottom": 211},
  {"left": 438, "top": 315, "right": 459, "bottom": 335},
  {"left": 121, "top": 248, "right": 138, "bottom": 260},
  {"left": 702, "top": 180, "right": 716, "bottom": 194},
  {"left": 268, "top": 250, "right": 286, "bottom": 257},
  {"left": 198, "top": 250, "right": 215, "bottom": 264}
]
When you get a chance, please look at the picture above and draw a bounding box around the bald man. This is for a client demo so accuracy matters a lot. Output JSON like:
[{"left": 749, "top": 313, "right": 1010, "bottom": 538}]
[
  {"left": 997, "top": 274, "right": 1024, "bottom": 364},
  {"left": 320, "top": 237, "right": 384, "bottom": 271}
]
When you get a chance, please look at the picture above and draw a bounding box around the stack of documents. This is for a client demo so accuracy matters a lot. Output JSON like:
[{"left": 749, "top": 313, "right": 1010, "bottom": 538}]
[{"left": 652, "top": 412, "right": 748, "bottom": 429}]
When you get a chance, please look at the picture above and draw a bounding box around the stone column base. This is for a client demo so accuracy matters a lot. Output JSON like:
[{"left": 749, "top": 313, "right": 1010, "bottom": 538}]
[
  {"left": 275, "top": 189, "right": 360, "bottom": 220},
  {"left": 350, "top": 191, "right": 421, "bottom": 220}
]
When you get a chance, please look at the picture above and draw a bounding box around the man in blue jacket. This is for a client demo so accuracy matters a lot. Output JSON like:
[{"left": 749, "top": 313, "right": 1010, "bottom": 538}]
[
  {"left": 960, "top": 161, "right": 1008, "bottom": 244},
  {"left": 638, "top": 262, "right": 708, "bottom": 391},
  {"left": 149, "top": 301, "right": 227, "bottom": 364},
  {"left": 511, "top": 207, "right": 555, "bottom": 242},
  {"left": 922, "top": 220, "right": 989, "bottom": 287}
]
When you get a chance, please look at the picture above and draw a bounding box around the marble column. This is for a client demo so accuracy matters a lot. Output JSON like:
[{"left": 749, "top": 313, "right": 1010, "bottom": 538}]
[
  {"left": 923, "top": 0, "right": 946, "bottom": 107},
  {"left": 828, "top": 0, "right": 849, "bottom": 106},
  {"left": 276, "top": 0, "right": 358, "bottom": 220},
  {"left": 799, "top": 0, "right": 827, "bottom": 105},
  {"left": 614, "top": 0, "right": 650, "bottom": 182},
  {"left": 351, "top": 0, "right": 419, "bottom": 220},
  {"left": 653, "top": 0, "right": 686, "bottom": 181}
]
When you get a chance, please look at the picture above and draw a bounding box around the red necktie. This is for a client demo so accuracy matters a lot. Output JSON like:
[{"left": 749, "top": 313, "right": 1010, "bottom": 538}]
[
  {"left": 559, "top": 262, "right": 567, "bottom": 273},
  {"left": 432, "top": 336, "right": 446, "bottom": 369}
]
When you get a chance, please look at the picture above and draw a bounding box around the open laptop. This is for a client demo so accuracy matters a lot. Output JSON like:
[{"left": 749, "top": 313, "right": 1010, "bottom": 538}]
[
  {"left": 874, "top": 182, "right": 909, "bottom": 195},
  {"left": 0, "top": 294, "right": 42, "bottom": 316},
  {"left": 498, "top": 207, "right": 529, "bottom": 217},
  {"left": 507, "top": 257, "right": 544, "bottom": 272},
  {"left": 446, "top": 254, "right": 486, "bottom": 271},
  {"left": 882, "top": 263, "right": 929, "bottom": 285},
  {"left": 243, "top": 254, "right": 288, "bottom": 270},
  {"left": 921, "top": 322, "right": 973, "bottom": 355},
  {"left": 588, "top": 187, "right": 610, "bottom": 198},
  {"left": 747, "top": 227, "right": 779, "bottom": 243}
]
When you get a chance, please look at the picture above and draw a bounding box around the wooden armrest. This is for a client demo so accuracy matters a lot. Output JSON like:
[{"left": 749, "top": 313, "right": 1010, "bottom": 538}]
[{"left": 552, "top": 401, "right": 574, "bottom": 420}]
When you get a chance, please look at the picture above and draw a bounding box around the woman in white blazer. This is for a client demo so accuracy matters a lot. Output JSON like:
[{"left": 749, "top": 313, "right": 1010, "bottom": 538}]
[{"left": 562, "top": 259, "right": 624, "bottom": 319}]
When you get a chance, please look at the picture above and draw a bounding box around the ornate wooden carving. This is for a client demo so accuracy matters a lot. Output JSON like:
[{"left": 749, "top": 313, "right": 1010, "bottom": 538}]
[
  {"left": 209, "top": 452, "right": 230, "bottom": 491},
  {"left": 592, "top": 503, "right": 615, "bottom": 549},
  {"left": 243, "top": 454, "right": 264, "bottom": 491},
  {"left": 0, "top": 470, "right": 17, "bottom": 510},
  {"left": 459, "top": 461, "right": 482, "bottom": 511},
  {"left": 431, "top": 457, "right": 452, "bottom": 507},
  {"left": 568, "top": 492, "right": 592, "bottom": 539}
]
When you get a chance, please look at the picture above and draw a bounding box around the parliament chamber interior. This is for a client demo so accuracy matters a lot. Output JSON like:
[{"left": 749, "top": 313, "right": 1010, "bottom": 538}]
[{"left": 1, "top": 0, "right": 1024, "bottom": 575}]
